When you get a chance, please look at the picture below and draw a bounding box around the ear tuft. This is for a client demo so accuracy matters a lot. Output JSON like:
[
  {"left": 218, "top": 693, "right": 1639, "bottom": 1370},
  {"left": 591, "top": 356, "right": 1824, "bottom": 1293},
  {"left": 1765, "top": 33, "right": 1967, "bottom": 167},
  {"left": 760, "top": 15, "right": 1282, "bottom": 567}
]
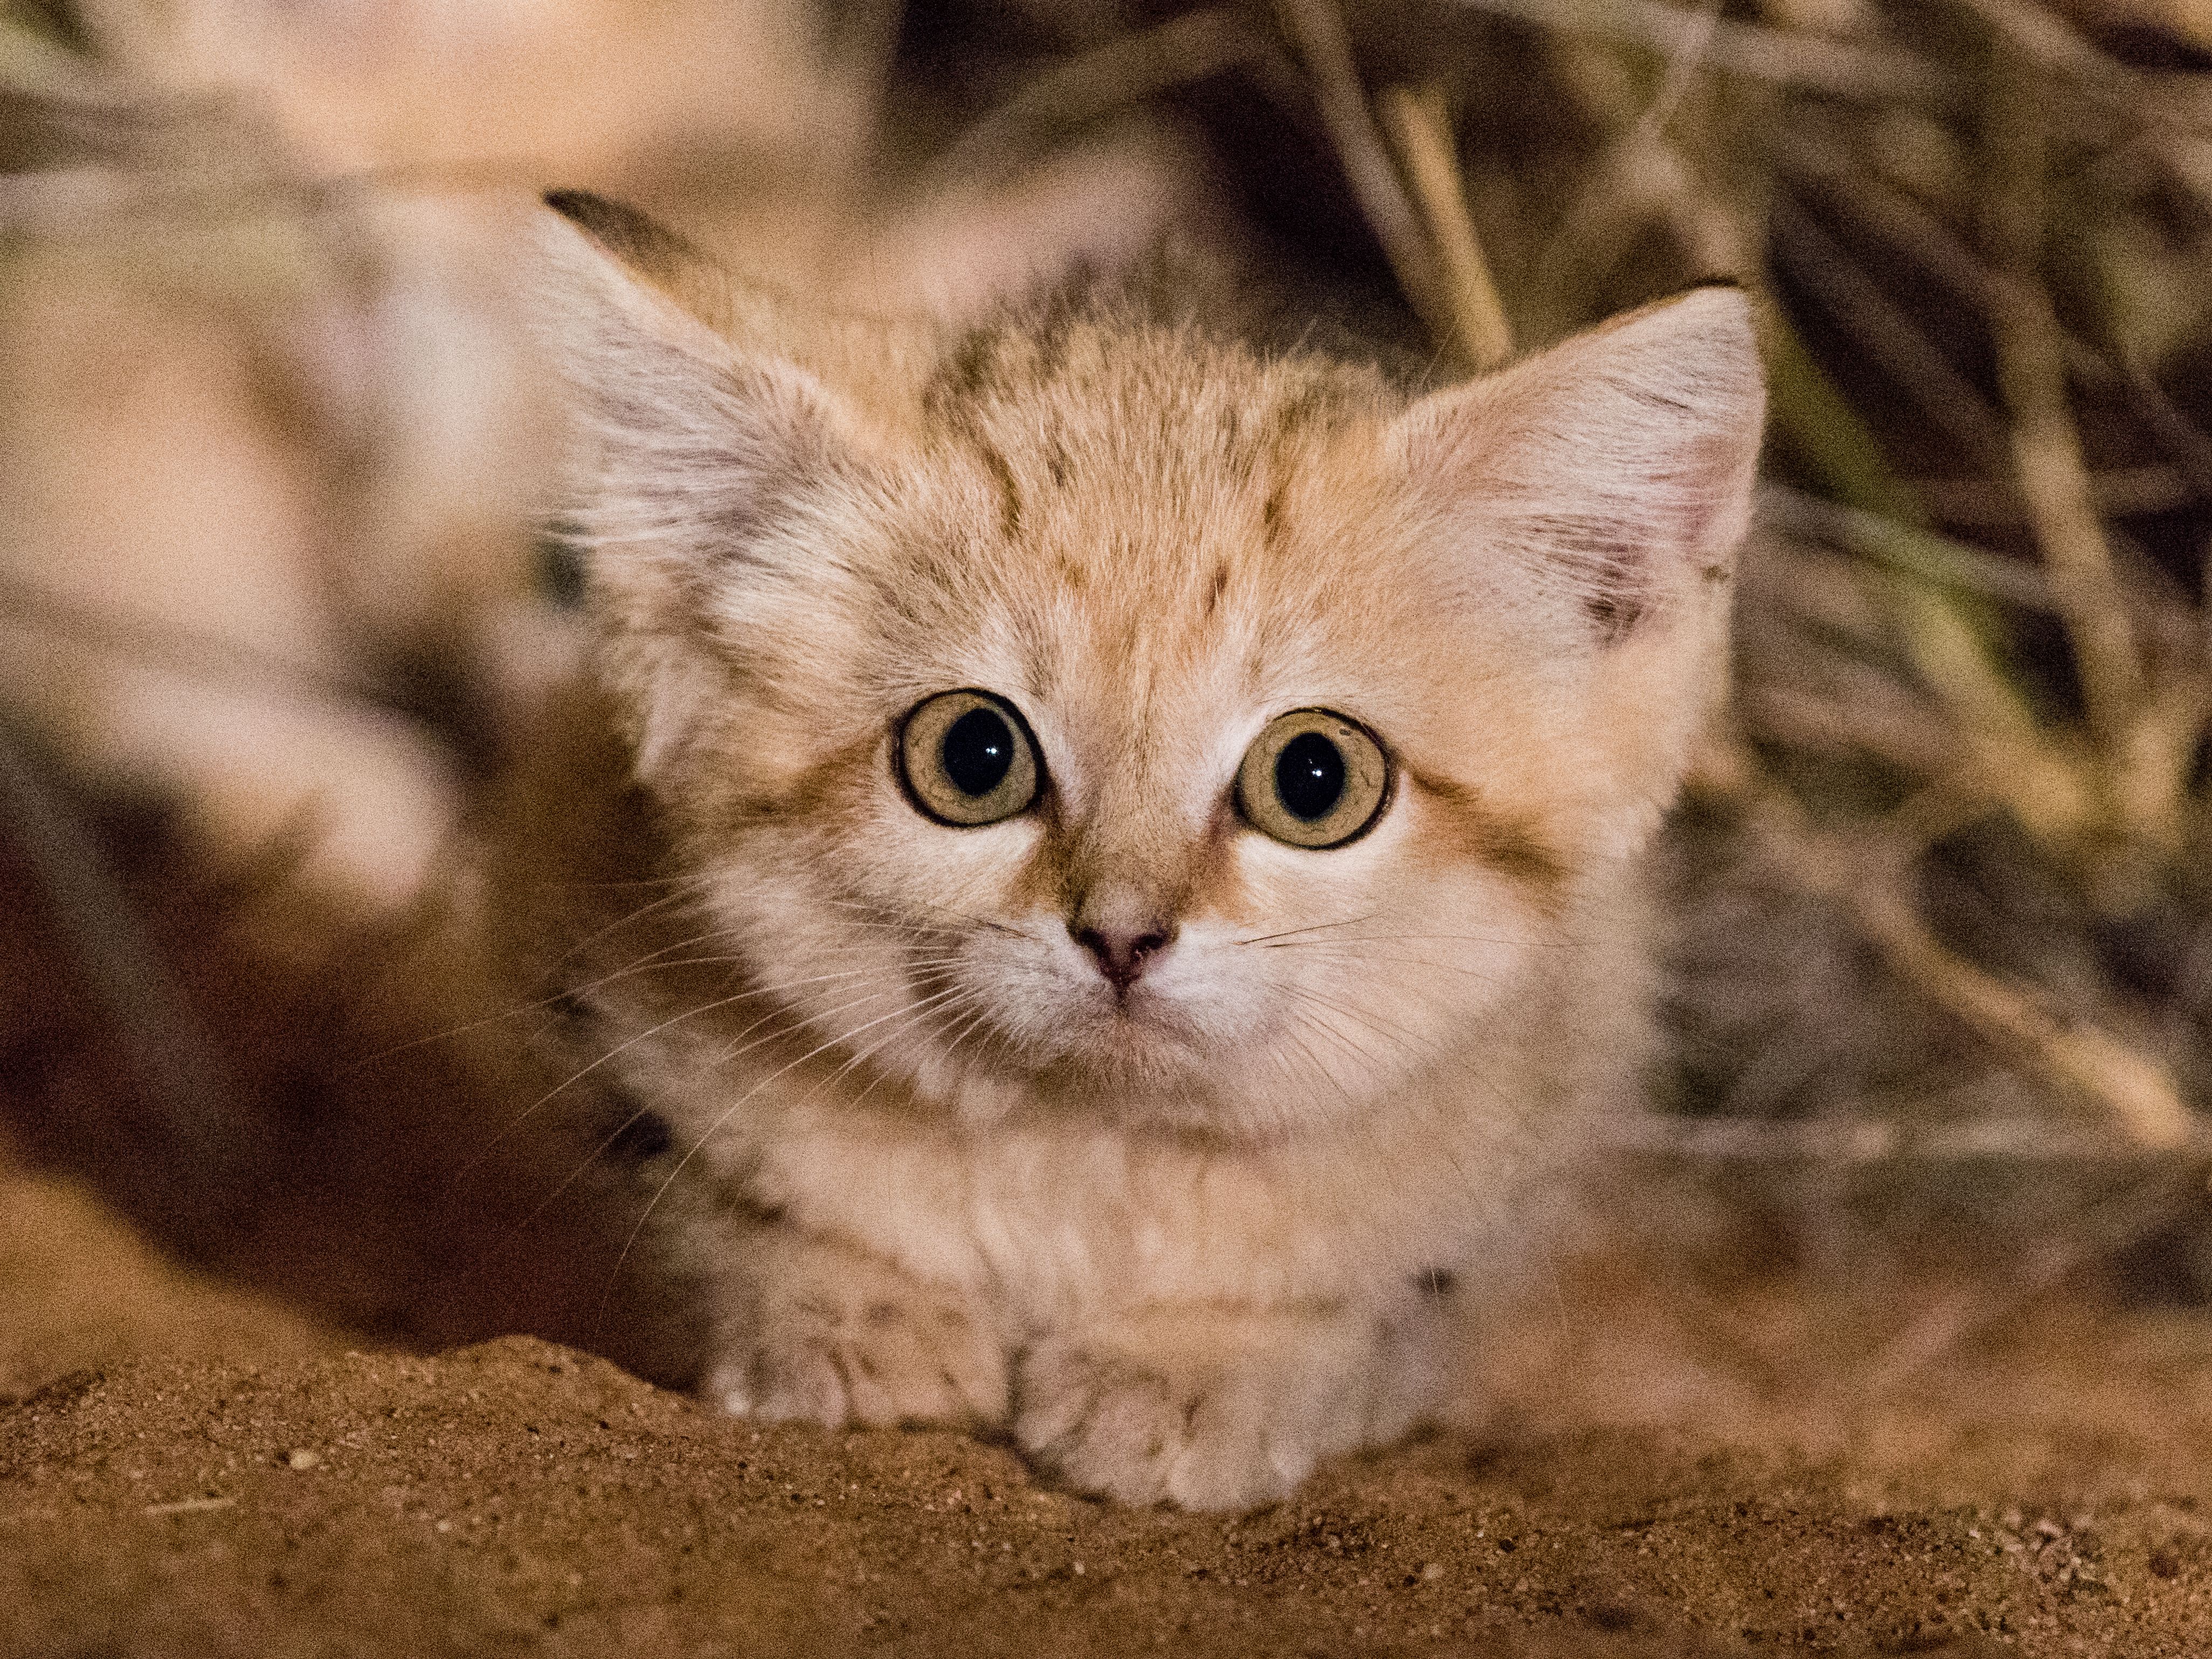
[
  {"left": 530, "top": 190, "right": 845, "bottom": 552},
  {"left": 542, "top": 188, "right": 730, "bottom": 333}
]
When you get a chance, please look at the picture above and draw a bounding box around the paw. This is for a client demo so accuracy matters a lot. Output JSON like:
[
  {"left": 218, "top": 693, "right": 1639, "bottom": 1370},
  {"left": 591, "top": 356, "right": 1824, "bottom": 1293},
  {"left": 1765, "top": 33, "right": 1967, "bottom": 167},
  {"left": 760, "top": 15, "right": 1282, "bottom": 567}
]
[
  {"left": 1015, "top": 1338, "right": 1338, "bottom": 1509},
  {"left": 1013, "top": 1309, "right": 1424, "bottom": 1513},
  {"left": 703, "top": 1236, "right": 1006, "bottom": 1430}
]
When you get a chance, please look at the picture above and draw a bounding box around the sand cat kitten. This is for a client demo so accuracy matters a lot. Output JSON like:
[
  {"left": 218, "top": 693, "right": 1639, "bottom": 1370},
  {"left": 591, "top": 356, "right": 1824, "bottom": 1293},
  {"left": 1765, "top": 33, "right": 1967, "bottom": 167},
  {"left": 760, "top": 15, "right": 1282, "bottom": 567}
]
[{"left": 511, "top": 191, "right": 1764, "bottom": 1509}]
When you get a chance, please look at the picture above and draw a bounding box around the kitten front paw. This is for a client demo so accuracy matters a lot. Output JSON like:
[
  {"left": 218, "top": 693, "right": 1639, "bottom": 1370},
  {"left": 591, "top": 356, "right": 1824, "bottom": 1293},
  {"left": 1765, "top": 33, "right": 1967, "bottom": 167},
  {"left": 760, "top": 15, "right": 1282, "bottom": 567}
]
[
  {"left": 1013, "top": 1341, "right": 1317, "bottom": 1509},
  {"left": 702, "top": 1234, "right": 1006, "bottom": 1429},
  {"left": 1014, "top": 1305, "right": 1426, "bottom": 1510}
]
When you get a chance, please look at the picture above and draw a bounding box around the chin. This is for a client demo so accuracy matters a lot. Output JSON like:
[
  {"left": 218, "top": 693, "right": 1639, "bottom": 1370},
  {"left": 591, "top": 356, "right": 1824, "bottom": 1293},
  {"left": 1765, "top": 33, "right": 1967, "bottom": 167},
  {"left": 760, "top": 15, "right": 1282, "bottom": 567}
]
[{"left": 1046, "top": 1028, "right": 1331, "bottom": 1141}]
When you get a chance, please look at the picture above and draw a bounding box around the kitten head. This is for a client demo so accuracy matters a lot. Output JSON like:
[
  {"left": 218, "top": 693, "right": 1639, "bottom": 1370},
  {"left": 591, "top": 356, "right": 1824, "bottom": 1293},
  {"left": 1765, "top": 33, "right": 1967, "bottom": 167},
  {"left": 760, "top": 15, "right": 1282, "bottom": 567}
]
[{"left": 536, "top": 192, "right": 1764, "bottom": 1141}]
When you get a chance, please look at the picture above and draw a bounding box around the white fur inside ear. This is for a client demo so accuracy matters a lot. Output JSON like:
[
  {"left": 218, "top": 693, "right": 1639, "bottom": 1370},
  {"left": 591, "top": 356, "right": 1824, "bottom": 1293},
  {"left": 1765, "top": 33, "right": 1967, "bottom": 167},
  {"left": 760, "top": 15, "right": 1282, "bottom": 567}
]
[{"left": 1394, "top": 285, "right": 1766, "bottom": 643}]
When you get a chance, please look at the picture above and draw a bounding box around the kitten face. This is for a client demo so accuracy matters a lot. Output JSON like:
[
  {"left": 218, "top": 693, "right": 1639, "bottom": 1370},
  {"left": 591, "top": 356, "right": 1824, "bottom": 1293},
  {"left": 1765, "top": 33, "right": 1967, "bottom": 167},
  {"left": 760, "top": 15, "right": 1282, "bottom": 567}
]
[{"left": 539, "top": 197, "right": 1764, "bottom": 1142}]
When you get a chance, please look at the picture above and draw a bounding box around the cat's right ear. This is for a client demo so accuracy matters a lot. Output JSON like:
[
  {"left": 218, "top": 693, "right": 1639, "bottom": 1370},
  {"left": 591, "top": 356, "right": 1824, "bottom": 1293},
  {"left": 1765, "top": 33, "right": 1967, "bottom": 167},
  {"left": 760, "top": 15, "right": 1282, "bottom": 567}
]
[
  {"left": 533, "top": 191, "right": 859, "bottom": 776},
  {"left": 534, "top": 190, "right": 847, "bottom": 524}
]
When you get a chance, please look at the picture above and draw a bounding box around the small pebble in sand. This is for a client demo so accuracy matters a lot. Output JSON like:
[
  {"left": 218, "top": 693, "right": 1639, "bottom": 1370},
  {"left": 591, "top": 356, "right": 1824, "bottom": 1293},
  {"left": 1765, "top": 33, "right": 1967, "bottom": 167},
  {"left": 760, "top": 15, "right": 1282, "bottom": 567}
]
[
  {"left": 281, "top": 1450, "right": 321, "bottom": 1470},
  {"left": 1421, "top": 1562, "right": 1444, "bottom": 1581}
]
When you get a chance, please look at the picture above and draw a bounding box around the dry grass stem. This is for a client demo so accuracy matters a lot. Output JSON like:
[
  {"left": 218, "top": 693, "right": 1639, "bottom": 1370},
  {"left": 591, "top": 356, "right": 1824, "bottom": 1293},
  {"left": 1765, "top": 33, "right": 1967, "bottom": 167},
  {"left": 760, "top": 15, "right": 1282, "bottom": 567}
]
[
  {"left": 1860, "top": 1162, "right": 2210, "bottom": 1395},
  {"left": 1615, "top": 1114, "right": 2203, "bottom": 1163},
  {"left": 0, "top": 570, "right": 388, "bottom": 716},
  {"left": 1778, "top": 125, "right": 2212, "bottom": 502},
  {"left": 1853, "top": 880, "right": 2193, "bottom": 1151},
  {"left": 1711, "top": 761, "right": 2195, "bottom": 1153},
  {"left": 1444, "top": 0, "right": 1955, "bottom": 103},
  {"left": 1758, "top": 488, "right": 2048, "bottom": 609},
  {"left": 1771, "top": 197, "right": 2009, "bottom": 469},
  {"left": 1912, "top": 468, "right": 2197, "bottom": 528},
  {"left": 1377, "top": 84, "right": 1514, "bottom": 370},
  {"left": 1739, "top": 683, "right": 1960, "bottom": 779},
  {"left": 1525, "top": 50, "right": 1757, "bottom": 338},
  {"left": 930, "top": 9, "right": 1264, "bottom": 186},
  {"left": 1272, "top": 0, "right": 1468, "bottom": 370},
  {"left": 1983, "top": 56, "right": 2170, "bottom": 852},
  {"left": 0, "top": 728, "right": 240, "bottom": 1209}
]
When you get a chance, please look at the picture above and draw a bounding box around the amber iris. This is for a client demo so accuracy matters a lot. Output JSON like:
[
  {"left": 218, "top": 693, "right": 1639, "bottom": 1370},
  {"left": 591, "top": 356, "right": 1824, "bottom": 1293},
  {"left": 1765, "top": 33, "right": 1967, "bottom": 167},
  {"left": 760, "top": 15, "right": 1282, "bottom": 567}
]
[
  {"left": 1236, "top": 709, "right": 1390, "bottom": 848},
  {"left": 898, "top": 689, "right": 1041, "bottom": 826}
]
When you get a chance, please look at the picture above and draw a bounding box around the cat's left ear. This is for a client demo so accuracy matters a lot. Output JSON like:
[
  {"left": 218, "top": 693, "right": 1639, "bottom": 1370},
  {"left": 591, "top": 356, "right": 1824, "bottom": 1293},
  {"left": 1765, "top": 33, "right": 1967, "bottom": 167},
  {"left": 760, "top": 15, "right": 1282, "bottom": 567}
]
[{"left": 1392, "top": 285, "right": 1764, "bottom": 822}]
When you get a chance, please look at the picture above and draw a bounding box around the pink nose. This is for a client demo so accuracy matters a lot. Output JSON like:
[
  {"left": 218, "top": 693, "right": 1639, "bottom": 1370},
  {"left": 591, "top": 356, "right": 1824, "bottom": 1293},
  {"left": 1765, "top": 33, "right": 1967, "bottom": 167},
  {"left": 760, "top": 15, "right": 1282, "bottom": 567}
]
[{"left": 1071, "top": 924, "right": 1174, "bottom": 992}]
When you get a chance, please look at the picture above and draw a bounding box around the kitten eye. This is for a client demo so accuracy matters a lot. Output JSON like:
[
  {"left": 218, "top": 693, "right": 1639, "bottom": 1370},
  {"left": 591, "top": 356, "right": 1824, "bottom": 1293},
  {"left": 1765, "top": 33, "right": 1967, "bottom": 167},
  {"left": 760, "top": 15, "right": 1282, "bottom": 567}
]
[
  {"left": 1235, "top": 709, "right": 1390, "bottom": 849},
  {"left": 898, "top": 689, "right": 1041, "bottom": 826}
]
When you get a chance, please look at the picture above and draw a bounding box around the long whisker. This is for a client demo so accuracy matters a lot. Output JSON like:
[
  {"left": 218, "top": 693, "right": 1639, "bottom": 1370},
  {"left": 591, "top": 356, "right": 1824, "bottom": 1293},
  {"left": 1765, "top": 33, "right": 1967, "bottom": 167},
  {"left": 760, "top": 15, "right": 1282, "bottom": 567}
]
[
  {"left": 551, "top": 882, "right": 709, "bottom": 965},
  {"left": 791, "top": 981, "right": 973, "bottom": 1111},
  {"left": 1282, "top": 981, "right": 1443, "bottom": 1065},
  {"left": 1259, "top": 930, "right": 1574, "bottom": 951},
  {"left": 845, "top": 989, "right": 990, "bottom": 1110},
  {"left": 376, "top": 885, "right": 992, "bottom": 1066},
  {"left": 467, "top": 966, "right": 923, "bottom": 1168},
  {"left": 525, "top": 978, "right": 973, "bottom": 1232},
  {"left": 342, "top": 920, "right": 764, "bottom": 1069},
  {"left": 597, "top": 986, "right": 986, "bottom": 1329},
  {"left": 1276, "top": 1015, "right": 1362, "bottom": 1115},
  {"left": 1262, "top": 944, "right": 1511, "bottom": 982},
  {"left": 1231, "top": 914, "right": 1377, "bottom": 947}
]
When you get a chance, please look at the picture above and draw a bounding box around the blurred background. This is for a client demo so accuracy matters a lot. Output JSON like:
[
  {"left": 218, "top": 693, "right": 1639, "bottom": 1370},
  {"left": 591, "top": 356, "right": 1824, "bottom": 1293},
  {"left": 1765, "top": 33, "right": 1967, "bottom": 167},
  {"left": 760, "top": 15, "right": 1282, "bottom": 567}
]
[{"left": 10, "top": 0, "right": 2212, "bottom": 1426}]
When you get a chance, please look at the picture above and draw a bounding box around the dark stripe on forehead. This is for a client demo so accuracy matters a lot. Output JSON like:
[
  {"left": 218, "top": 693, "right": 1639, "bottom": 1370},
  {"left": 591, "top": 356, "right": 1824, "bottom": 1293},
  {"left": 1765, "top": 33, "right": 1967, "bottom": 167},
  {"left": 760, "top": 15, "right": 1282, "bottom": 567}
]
[
  {"left": 1260, "top": 478, "right": 1289, "bottom": 553},
  {"left": 972, "top": 428, "right": 1023, "bottom": 541},
  {"left": 1402, "top": 769, "right": 1571, "bottom": 903},
  {"left": 934, "top": 327, "right": 1000, "bottom": 404}
]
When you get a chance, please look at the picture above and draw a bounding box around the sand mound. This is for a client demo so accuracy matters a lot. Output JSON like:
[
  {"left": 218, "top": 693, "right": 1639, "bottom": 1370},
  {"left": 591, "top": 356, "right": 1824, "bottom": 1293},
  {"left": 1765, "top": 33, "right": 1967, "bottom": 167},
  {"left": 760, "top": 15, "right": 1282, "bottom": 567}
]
[{"left": 9, "top": 1309, "right": 2212, "bottom": 1654}]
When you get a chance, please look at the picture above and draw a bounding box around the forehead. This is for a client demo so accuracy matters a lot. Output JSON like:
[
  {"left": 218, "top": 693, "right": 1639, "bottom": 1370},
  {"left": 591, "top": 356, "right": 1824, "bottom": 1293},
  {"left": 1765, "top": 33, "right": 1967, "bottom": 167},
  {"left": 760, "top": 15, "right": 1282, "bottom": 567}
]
[{"left": 874, "top": 321, "right": 1415, "bottom": 714}]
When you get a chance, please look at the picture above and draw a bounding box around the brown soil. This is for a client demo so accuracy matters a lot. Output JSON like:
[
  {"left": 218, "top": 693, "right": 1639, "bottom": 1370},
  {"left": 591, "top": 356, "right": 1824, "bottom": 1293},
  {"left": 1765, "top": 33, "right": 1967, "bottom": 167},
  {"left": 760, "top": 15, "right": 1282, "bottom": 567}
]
[{"left": 9, "top": 1157, "right": 2212, "bottom": 1658}]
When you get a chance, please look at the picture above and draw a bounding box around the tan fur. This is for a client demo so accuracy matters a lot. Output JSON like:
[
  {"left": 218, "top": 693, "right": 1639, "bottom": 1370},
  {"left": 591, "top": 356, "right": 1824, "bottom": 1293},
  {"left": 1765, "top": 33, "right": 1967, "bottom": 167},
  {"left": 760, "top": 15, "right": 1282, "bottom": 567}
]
[{"left": 504, "top": 198, "right": 1765, "bottom": 1509}]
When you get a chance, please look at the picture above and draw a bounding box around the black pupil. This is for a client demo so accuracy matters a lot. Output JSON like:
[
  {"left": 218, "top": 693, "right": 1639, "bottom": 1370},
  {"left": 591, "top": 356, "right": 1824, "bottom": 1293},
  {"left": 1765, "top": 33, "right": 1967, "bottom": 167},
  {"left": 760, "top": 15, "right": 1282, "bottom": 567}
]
[
  {"left": 1275, "top": 731, "right": 1346, "bottom": 821},
  {"left": 942, "top": 707, "right": 1015, "bottom": 798}
]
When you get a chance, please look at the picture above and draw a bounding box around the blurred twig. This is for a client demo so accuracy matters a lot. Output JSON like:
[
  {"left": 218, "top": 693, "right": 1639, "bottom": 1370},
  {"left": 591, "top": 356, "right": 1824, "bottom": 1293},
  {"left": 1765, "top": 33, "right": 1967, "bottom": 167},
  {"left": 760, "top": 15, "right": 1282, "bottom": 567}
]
[
  {"left": 1444, "top": 0, "right": 1958, "bottom": 103},
  {"left": 1861, "top": 1160, "right": 2210, "bottom": 1394},
  {"left": 1377, "top": 83, "right": 1513, "bottom": 370},
  {"left": 0, "top": 724, "right": 240, "bottom": 1208},
  {"left": 1912, "top": 468, "right": 2197, "bottom": 529},
  {"left": 1776, "top": 125, "right": 2212, "bottom": 502},
  {"left": 0, "top": 569, "right": 393, "bottom": 714},
  {"left": 1982, "top": 52, "right": 2165, "bottom": 849},
  {"left": 929, "top": 8, "right": 1267, "bottom": 185},
  {"left": 1618, "top": 1114, "right": 2206, "bottom": 1163},
  {"left": 1760, "top": 486, "right": 2052, "bottom": 610},
  {"left": 1696, "top": 744, "right": 2195, "bottom": 1152},
  {"left": 1274, "top": 0, "right": 1475, "bottom": 371},
  {"left": 1771, "top": 198, "right": 2010, "bottom": 472}
]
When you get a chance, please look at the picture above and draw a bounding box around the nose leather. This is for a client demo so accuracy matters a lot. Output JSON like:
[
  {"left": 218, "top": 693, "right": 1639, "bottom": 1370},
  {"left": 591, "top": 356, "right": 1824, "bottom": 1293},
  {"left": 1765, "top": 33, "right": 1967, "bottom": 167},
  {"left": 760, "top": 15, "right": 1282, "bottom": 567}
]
[{"left": 1071, "top": 921, "right": 1174, "bottom": 992}]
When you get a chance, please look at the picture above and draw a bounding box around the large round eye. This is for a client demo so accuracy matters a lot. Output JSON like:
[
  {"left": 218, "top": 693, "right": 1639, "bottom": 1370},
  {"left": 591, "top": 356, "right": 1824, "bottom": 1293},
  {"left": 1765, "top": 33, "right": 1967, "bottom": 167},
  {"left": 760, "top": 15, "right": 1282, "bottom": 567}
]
[
  {"left": 898, "top": 689, "right": 1041, "bottom": 826},
  {"left": 1235, "top": 709, "right": 1391, "bottom": 848}
]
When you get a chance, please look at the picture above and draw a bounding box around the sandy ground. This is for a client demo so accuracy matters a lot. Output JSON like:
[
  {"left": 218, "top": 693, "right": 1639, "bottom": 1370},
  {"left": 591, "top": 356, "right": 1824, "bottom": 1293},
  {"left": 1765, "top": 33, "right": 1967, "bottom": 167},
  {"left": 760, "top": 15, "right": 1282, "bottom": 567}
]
[{"left": 9, "top": 1151, "right": 2212, "bottom": 1659}]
